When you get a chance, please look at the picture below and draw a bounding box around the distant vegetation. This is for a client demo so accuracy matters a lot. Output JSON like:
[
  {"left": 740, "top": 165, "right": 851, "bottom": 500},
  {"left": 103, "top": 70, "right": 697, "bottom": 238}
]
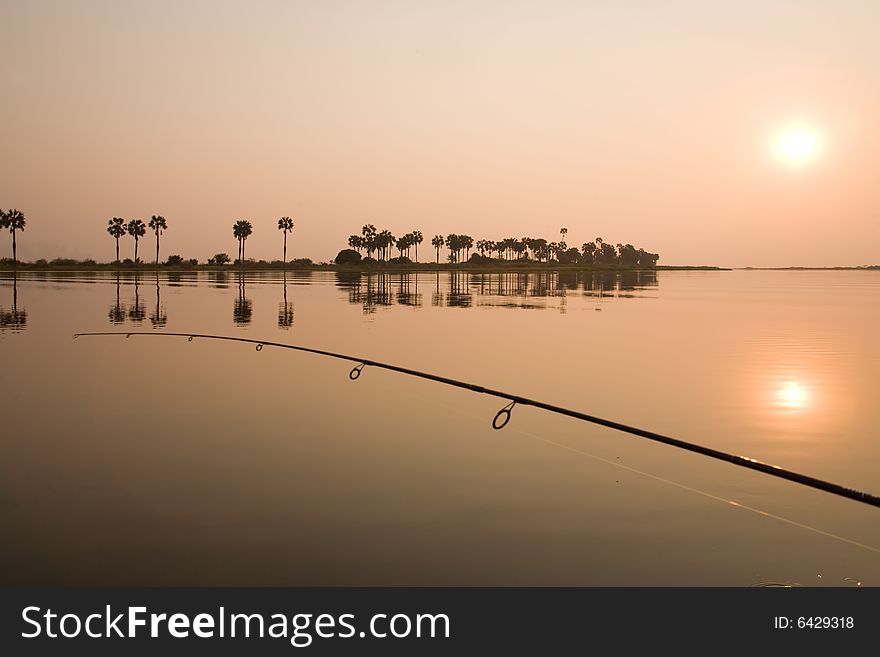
[
  {"left": 343, "top": 225, "right": 659, "bottom": 267},
  {"left": 2, "top": 207, "right": 671, "bottom": 270}
]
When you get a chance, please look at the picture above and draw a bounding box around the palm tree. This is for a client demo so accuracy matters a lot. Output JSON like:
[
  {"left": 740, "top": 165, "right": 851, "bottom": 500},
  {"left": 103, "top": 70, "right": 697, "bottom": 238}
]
[
  {"left": 361, "top": 224, "right": 377, "bottom": 258},
  {"left": 462, "top": 235, "right": 473, "bottom": 261},
  {"left": 1, "top": 209, "right": 26, "bottom": 266},
  {"left": 594, "top": 236, "right": 604, "bottom": 264},
  {"left": 232, "top": 220, "right": 253, "bottom": 262},
  {"left": 377, "top": 230, "right": 394, "bottom": 261},
  {"left": 431, "top": 234, "right": 444, "bottom": 263},
  {"left": 126, "top": 219, "right": 146, "bottom": 263},
  {"left": 277, "top": 216, "right": 294, "bottom": 264},
  {"left": 412, "top": 230, "right": 423, "bottom": 262},
  {"left": 445, "top": 234, "right": 458, "bottom": 262},
  {"left": 107, "top": 217, "right": 126, "bottom": 263},
  {"left": 560, "top": 227, "right": 568, "bottom": 246},
  {"left": 148, "top": 215, "right": 167, "bottom": 265}
]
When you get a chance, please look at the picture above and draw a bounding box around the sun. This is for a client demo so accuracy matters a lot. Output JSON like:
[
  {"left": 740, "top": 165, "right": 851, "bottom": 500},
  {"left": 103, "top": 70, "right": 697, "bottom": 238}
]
[{"left": 774, "top": 124, "right": 822, "bottom": 166}]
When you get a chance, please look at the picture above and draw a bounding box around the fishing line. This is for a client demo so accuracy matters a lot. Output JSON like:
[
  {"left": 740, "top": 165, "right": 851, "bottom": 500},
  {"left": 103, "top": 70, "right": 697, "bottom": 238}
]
[
  {"left": 397, "top": 383, "right": 880, "bottom": 558},
  {"left": 517, "top": 429, "right": 880, "bottom": 557},
  {"left": 72, "top": 331, "right": 880, "bottom": 509}
]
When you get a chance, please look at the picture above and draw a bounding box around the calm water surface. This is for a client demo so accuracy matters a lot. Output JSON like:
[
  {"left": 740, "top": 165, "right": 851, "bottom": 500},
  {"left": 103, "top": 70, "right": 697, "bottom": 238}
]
[{"left": 1, "top": 269, "right": 878, "bottom": 585}]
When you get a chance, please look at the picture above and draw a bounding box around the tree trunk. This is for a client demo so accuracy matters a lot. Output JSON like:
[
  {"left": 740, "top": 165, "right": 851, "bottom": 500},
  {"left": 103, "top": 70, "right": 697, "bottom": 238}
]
[
  {"left": 156, "top": 234, "right": 160, "bottom": 265},
  {"left": 12, "top": 229, "right": 17, "bottom": 265},
  {"left": 115, "top": 238, "right": 120, "bottom": 263},
  {"left": 134, "top": 237, "right": 138, "bottom": 264},
  {"left": 283, "top": 232, "right": 287, "bottom": 264}
]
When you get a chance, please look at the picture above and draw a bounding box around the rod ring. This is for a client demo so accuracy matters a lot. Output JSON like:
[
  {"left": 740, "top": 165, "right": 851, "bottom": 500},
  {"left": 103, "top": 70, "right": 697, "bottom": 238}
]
[
  {"left": 256, "top": 343, "right": 263, "bottom": 352},
  {"left": 492, "top": 401, "right": 516, "bottom": 430},
  {"left": 188, "top": 336, "right": 194, "bottom": 342},
  {"left": 349, "top": 363, "right": 365, "bottom": 380},
  {"left": 492, "top": 409, "right": 511, "bottom": 430}
]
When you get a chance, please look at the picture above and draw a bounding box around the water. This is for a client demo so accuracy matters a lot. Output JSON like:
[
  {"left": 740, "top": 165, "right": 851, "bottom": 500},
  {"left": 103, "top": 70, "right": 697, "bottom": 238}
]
[{"left": 1, "top": 269, "right": 878, "bottom": 585}]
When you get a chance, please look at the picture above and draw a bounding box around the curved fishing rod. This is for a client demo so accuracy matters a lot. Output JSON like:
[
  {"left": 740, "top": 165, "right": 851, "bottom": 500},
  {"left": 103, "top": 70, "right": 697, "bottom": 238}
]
[{"left": 73, "top": 331, "right": 880, "bottom": 509}]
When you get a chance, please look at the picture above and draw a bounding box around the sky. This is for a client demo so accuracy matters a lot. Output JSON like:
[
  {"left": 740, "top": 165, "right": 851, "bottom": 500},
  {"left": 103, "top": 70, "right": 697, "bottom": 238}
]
[{"left": 1, "top": 0, "right": 878, "bottom": 267}]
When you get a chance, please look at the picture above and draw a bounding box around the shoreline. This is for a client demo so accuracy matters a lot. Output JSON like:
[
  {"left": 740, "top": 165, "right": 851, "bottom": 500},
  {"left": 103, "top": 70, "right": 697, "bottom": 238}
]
[
  {"left": 737, "top": 266, "right": 880, "bottom": 271},
  {"left": 3, "top": 264, "right": 878, "bottom": 274},
  {"left": 0, "top": 263, "right": 727, "bottom": 274}
]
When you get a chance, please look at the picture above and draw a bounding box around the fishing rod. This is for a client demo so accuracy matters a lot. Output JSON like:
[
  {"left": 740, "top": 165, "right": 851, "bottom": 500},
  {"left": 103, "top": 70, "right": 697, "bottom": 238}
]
[{"left": 73, "top": 331, "right": 880, "bottom": 509}]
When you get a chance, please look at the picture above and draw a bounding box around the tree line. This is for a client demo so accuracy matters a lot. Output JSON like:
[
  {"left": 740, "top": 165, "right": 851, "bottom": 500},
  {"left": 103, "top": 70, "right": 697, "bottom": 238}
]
[
  {"left": 105, "top": 215, "right": 296, "bottom": 266},
  {"left": 106, "top": 216, "right": 167, "bottom": 264},
  {"left": 3, "top": 207, "right": 657, "bottom": 268},
  {"left": 343, "top": 225, "right": 658, "bottom": 266},
  {"left": 347, "top": 226, "right": 424, "bottom": 261},
  {"left": 2, "top": 209, "right": 292, "bottom": 266}
]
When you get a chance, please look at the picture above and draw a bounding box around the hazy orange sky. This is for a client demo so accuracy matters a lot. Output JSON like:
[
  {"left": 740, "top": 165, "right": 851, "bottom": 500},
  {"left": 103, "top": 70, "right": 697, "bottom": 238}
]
[{"left": 1, "top": 1, "right": 878, "bottom": 266}]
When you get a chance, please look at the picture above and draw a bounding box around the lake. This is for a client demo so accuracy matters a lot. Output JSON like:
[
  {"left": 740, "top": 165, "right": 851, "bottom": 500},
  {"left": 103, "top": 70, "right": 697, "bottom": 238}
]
[{"left": 1, "top": 269, "right": 878, "bottom": 585}]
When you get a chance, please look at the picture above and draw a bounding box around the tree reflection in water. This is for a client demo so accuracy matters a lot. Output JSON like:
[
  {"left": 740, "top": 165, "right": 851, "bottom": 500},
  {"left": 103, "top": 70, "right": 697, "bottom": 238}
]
[
  {"left": 210, "top": 271, "right": 230, "bottom": 289},
  {"left": 447, "top": 271, "right": 472, "bottom": 308},
  {"left": 108, "top": 272, "right": 126, "bottom": 324},
  {"left": 396, "top": 272, "right": 422, "bottom": 307},
  {"left": 336, "top": 270, "right": 658, "bottom": 312},
  {"left": 0, "top": 272, "right": 27, "bottom": 332},
  {"left": 278, "top": 272, "right": 294, "bottom": 329},
  {"left": 127, "top": 273, "right": 146, "bottom": 323},
  {"left": 150, "top": 272, "right": 168, "bottom": 327},
  {"left": 233, "top": 272, "right": 253, "bottom": 325}
]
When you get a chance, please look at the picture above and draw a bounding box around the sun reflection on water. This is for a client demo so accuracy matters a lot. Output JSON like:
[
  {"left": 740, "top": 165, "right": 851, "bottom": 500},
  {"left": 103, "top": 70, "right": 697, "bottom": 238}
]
[{"left": 777, "top": 381, "right": 809, "bottom": 409}]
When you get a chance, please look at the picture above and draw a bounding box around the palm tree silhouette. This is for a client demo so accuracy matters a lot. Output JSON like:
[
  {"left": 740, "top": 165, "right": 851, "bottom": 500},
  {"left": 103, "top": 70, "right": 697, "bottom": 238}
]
[
  {"left": 107, "top": 217, "right": 126, "bottom": 263},
  {"left": 1, "top": 209, "right": 26, "bottom": 266},
  {"left": 431, "top": 234, "right": 444, "bottom": 263},
  {"left": 277, "top": 216, "right": 294, "bottom": 264},
  {"left": 560, "top": 227, "right": 568, "bottom": 246},
  {"left": 148, "top": 215, "right": 167, "bottom": 265},
  {"left": 233, "top": 220, "right": 253, "bottom": 263},
  {"left": 412, "top": 230, "right": 423, "bottom": 262},
  {"left": 360, "top": 224, "right": 378, "bottom": 258},
  {"left": 377, "top": 230, "right": 394, "bottom": 261},
  {"left": 126, "top": 219, "right": 146, "bottom": 263}
]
